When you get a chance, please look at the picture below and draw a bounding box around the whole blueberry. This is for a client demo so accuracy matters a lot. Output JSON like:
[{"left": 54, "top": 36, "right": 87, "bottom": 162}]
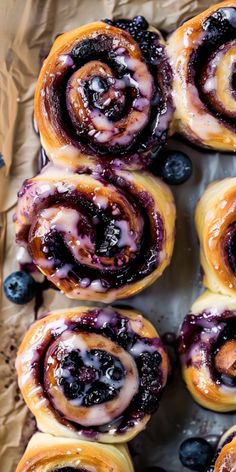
[
  {"left": 155, "top": 150, "right": 192, "bottom": 185},
  {"left": 179, "top": 437, "right": 213, "bottom": 471},
  {"left": 3, "top": 271, "right": 36, "bottom": 304},
  {"left": 133, "top": 15, "right": 149, "bottom": 29}
]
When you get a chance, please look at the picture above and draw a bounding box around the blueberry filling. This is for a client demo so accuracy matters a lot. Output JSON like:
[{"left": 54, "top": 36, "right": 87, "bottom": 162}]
[
  {"left": 179, "top": 311, "right": 236, "bottom": 387},
  {"left": 84, "top": 75, "right": 127, "bottom": 122},
  {"left": 188, "top": 7, "right": 236, "bottom": 131},
  {"left": 57, "top": 349, "right": 125, "bottom": 405},
  {"left": 134, "top": 351, "right": 163, "bottom": 414},
  {"left": 38, "top": 310, "right": 164, "bottom": 435},
  {"left": 29, "top": 181, "right": 163, "bottom": 289},
  {"left": 40, "top": 16, "right": 172, "bottom": 166},
  {"left": 222, "top": 221, "right": 236, "bottom": 275},
  {"left": 96, "top": 220, "right": 121, "bottom": 256}
]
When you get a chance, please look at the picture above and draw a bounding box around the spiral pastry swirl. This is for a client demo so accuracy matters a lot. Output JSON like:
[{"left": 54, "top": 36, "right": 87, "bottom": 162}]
[
  {"left": 16, "top": 433, "right": 134, "bottom": 472},
  {"left": 16, "top": 306, "right": 168, "bottom": 442},
  {"left": 14, "top": 163, "right": 175, "bottom": 302},
  {"left": 195, "top": 177, "right": 236, "bottom": 297},
  {"left": 207, "top": 425, "right": 236, "bottom": 471},
  {"left": 34, "top": 20, "right": 173, "bottom": 170},
  {"left": 178, "top": 291, "right": 236, "bottom": 412},
  {"left": 168, "top": 1, "right": 236, "bottom": 151}
]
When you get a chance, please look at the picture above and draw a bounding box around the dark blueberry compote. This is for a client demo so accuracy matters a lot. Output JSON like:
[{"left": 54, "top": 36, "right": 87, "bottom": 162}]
[
  {"left": 179, "top": 300, "right": 236, "bottom": 411},
  {"left": 23, "top": 307, "right": 168, "bottom": 440},
  {"left": 188, "top": 7, "right": 236, "bottom": 132},
  {"left": 34, "top": 16, "right": 173, "bottom": 170},
  {"left": 57, "top": 349, "right": 125, "bottom": 406},
  {"left": 15, "top": 163, "right": 171, "bottom": 298},
  {"left": 222, "top": 221, "right": 236, "bottom": 275},
  {"left": 134, "top": 351, "right": 162, "bottom": 414}
]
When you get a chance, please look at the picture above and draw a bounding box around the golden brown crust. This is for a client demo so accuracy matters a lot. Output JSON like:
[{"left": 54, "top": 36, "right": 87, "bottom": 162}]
[
  {"left": 15, "top": 165, "right": 176, "bottom": 302},
  {"left": 34, "top": 21, "right": 173, "bottom": 170},
  {"left": 210, "top": 425, "right": 236, "bottom": 471},
  {"left": 180, "top": 291, "right": 236, "bottom": 412},
  {"left": 16, "top": 432, "right": 134, "bottom": 472},
  {"left": 168, "top": 0, "right": 236, "bottom": 151},
  {"left": 195, "top": 177, "right": 236, "bottom": 296},
  {"left": 16, "top": 306, "right": 169, "bottom": 443}
]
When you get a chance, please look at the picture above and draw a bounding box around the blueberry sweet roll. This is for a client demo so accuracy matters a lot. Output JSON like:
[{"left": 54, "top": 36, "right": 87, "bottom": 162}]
[
  {"left": 168, "top": 1, "right": 236, "bottom": 151},
  {"left": 16, "top": 306, "right": 169, "bottom": 442},
  {"left": 179, "top": 291, "right": 236, "bottom": 412},
  {"left": 14, "top": 164, "right": 176, "bottom": 302},
  {"left": 16, "top": 433, "right": 134, "bottom": 471},
  {"left": 34, "top": 19, "right": 173, "bottom": 170},
  {"left": 207, "top": 425, "right": 236, "bottom": 471},
  {"left": 195, "top": 177, "right": 236, "bottom": 296}
]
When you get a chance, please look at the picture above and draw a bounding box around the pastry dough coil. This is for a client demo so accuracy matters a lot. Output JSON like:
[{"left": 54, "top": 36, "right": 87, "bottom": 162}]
[
  {"left": 195, "top": 177, "right": 236, "bottom": 296},
  {"left": 207, "top": 425, "right": 236, "bottom": 471},
  {"left": 16, "top": 432, "right": 134, "bottom": 472},
  {"left": 14, "top": 163, "right": 176, "bottom": 302},
  {"left": 179, "top": 291, "right": 236, "bottom": 412},
  {"left": 34, "top": 21, "right": 173, "bottom": 170},
  {"left": 16, "top": 306, "right": 168, "bottom": 443},
  {"left": 168, "top": 1, "right": 236, "bottom": 151}
]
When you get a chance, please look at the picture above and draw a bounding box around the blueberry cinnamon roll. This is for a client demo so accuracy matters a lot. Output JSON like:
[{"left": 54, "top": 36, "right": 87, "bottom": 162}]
[
  {"left": 195, "top": 177, "right": 236, "bottom": 296},
  {"left": 207, "top": 425, "right": 236, "bottom": 471},
  {"left": 16, "top": 306, "right": 168, "bottom": 442},
  {"left": 178, "top": 291, "right": 236, "bottom": 412},
  {"left": 168, "top": 1, "right": 236, "bottom": 151},
  {"left": 34, "top": 19, "right": 173, "bottom": 170},
  {"left": 16, "top": 433, "right": 134, "bottom": 472},
  {"left": 14, "top": 163, "right": 175, "bottom": 302}
]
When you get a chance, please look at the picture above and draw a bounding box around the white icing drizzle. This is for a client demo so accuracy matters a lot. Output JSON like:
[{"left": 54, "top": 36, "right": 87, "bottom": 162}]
[
  {"left": 49, "top": 331, "right": 139, "bottom": 426},
  {"left": 90, "top": 279, "right": 106, "bottom": 293},
  {"left": 116, "top": 220, "right": 137, "bottom": 251},
  {"left": 130, "top": 340, "right": 155, "bottom": 356}
]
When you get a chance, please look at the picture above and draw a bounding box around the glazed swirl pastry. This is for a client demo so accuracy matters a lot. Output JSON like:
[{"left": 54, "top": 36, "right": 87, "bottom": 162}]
[
  {"left": 207, "top": 425, "right": 236, "bottom": 471},
  {"left": 16, "top": 433, "right": 134, "bottom": 471},
  {"left": 14, "top": 163, "right": 175, "bottom": 302},
  {"left": 16, "top": 306, "right": 168, "bottom": 442},
  {"left": 195, "top": 177, "right": 236, "bottom": 296},
  {"left": 168, "top": 1, "right": 236, "bottom": 151},
  {"left": 34, "top": 19, "right": 173, "bottom": 170},
  {"left": 179, "top": 290, "right": 236, "bottom": 412}
]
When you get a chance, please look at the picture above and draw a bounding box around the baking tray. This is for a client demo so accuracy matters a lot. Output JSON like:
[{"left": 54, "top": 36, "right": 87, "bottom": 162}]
[{"left": 1, "top": 0, "right": 235, "bottom": 470}]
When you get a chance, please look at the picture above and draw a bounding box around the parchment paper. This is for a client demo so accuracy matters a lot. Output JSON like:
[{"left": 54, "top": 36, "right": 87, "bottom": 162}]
[{"left": 1, "top": 1, "right": 235, "bottom": 471}]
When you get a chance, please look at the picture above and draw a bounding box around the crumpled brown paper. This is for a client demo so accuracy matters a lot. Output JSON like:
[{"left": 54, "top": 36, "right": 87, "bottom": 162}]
[{"left": 0, "top": 1, "right": 233, "bottom": 471}]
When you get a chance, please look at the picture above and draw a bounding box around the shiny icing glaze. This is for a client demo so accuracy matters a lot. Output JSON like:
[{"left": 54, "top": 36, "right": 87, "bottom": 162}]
[
  {"left": 195, "top": 177, "right": 236, "bottom": 297},
  {"left": 207, "top": 425, "right": 236, "bottom": 471},
  {"left": 179, "top": 291, "right": 236, "bottom": 412},
  {"left": 34, "top": 20, "right": 173, "bottom": 170},
  {"left": 16, "top": 307, "right": 168, "bottom": 443},
  {"left": 168, "top": 1, "right": 236, "bottom": 151},
  {"left": 14, "top": 163, "right": 176, "bottom": 302}
]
